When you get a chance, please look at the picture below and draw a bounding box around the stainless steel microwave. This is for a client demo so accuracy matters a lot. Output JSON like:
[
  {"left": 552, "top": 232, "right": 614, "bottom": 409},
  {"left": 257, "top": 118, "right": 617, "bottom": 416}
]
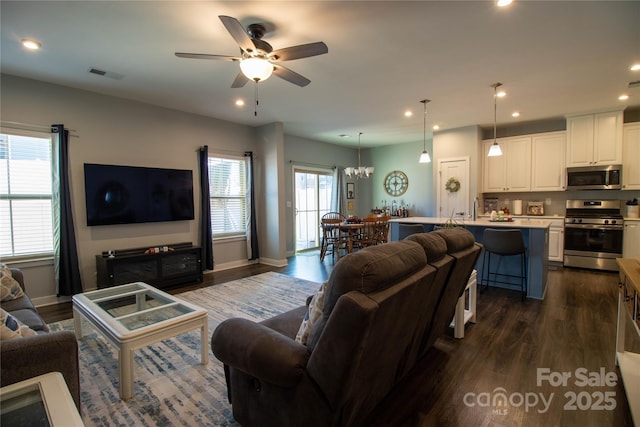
[{"left": 566, "top": 165, "right": 622, "bottom": 190}]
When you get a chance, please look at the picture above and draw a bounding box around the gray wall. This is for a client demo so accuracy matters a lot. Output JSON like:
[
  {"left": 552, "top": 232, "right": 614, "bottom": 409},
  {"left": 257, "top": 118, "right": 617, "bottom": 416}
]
[
  {"left": 433, "top": 125, "right": 483, "bottom": 210},
  {"left": 1, "top": 74, "right": 258, "bottom": 302}
]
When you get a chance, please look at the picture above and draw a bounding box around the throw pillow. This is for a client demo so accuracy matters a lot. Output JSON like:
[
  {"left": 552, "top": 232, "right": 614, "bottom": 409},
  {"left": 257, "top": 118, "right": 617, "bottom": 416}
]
[
  {"left": 0, "top": 308, "right": 37, "bottom": 340},
  {"left": 295, "top": 281, "right": 327, "bottom": 345},
  {"left": 0, "top": 264, "right": 24, "bottom": 302}
]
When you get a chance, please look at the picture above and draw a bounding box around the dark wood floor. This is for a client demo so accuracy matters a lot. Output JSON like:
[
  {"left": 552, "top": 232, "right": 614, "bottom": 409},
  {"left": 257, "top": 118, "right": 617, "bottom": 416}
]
[{"left": 39, "top": 252, "right": 634, "bottom": 426}]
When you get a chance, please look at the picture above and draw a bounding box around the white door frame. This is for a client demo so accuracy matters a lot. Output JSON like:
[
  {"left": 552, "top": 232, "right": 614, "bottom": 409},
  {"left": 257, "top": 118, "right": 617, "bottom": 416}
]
[{"left": 436, "top": 157, "right": 470, "bottom": 218}]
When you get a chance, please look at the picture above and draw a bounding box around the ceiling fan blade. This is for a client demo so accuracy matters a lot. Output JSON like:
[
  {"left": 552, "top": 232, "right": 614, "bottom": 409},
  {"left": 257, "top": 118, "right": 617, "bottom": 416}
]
[
  {"left": 175, "top": 52, "right": 240, "bottom": 61},
  {"left": 219, "top": 15, "right": 256, "bottom": 53},
  {"left": 270, "top": 42, "right": 328, "bottom": 62},
  {"left": 231, "top": 72, "right": 250, "bottom": 88},
  {"left": 272, "top": 64, "right": 311, "bottom": 87}
]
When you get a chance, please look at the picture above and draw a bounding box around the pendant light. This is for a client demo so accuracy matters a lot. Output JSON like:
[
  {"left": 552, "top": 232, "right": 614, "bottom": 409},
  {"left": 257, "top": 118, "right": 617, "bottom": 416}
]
[
  {"left": 344, "top": 132, "right": 374, "bottom": 179},
  {"left": 488, "top": 82, "right": 503, "bottom": 157},
  {"left": 419, "top": 99, "right": 432, "bottom": 163}
]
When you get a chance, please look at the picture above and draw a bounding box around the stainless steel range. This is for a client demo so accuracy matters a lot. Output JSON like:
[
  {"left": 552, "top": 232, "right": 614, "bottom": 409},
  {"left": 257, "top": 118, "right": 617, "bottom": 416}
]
[{"left": 563, "top": 200, "right": 624, "bottom": 271}]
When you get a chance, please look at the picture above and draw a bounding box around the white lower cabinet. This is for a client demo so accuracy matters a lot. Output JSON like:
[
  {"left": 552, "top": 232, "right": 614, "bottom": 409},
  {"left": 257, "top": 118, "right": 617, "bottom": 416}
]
[
  {"left": 548, "top": 220, "right": 565, "bottom": 262},
  {"left": 623, "top": 219, "right": 640, "bottom": 259},
  {"left": 513, "top": 216, "right": 564, "bottom": 262}
]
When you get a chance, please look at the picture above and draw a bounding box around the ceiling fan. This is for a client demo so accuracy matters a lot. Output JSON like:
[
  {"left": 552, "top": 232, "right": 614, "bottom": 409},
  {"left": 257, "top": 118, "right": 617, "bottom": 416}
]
[{"left": 175, "top": 15, "right": 328, "bottom": 88}]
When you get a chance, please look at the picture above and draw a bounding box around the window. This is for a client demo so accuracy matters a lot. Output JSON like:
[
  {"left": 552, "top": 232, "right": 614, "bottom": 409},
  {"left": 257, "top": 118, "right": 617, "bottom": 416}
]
[
  {"left": 208, "top": 155, "right": 248, "bottom": 238},
  {"left": 0, "top": 130, "right": 54, "bottom": 258}
]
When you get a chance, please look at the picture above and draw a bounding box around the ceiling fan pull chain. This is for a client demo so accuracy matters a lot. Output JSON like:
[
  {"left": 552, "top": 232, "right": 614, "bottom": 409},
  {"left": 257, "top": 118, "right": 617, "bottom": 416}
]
[{"left": 254, "top": 82, "right": 259, "bottom": 117}]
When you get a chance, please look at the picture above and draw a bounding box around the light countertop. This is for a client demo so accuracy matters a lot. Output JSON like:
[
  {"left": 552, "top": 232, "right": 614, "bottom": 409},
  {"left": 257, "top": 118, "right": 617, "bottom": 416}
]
[{"left": 389, "top": 216, "right": 551, "bottom": 229}]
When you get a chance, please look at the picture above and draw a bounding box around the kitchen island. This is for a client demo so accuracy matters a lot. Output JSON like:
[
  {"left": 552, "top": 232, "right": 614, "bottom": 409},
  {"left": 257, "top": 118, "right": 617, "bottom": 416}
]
[{"left": 389, "top": 217, "right": 551, "bottom": 299}]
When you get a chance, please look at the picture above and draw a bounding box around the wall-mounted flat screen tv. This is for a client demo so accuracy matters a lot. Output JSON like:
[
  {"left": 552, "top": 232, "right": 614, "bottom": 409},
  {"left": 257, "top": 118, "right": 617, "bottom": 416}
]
[{"left": 84, "top": 163, "right": 195, "bottom": 226}]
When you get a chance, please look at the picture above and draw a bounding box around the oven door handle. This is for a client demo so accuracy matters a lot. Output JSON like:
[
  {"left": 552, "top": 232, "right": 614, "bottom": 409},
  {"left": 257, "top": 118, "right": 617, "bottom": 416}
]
[{"left": 564, "top": 224, "right": 624, "bottom": 230}]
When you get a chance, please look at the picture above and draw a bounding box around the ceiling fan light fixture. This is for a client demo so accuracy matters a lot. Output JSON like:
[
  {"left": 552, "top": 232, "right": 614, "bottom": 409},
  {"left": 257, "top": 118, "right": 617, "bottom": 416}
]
[{"left": 240, "top": 57, "right": 273, "bottom": 82}]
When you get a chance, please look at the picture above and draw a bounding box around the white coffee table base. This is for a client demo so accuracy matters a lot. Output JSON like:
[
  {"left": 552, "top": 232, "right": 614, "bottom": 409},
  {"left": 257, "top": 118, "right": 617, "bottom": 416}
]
[{"left": 73, "top": 283, "right": 208, "bottom": 400}]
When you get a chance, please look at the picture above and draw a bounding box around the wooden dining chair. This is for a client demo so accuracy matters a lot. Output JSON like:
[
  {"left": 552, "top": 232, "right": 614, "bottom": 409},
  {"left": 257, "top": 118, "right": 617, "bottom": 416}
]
[
  {"left": 355, "top": 217, "right": 379, "bottom": 249},
  {"left": 320, "top": 212, "right": 347, "bottom": 261},
  {"left": 375, "top": 215, "right": 391, "bottom": 244}
]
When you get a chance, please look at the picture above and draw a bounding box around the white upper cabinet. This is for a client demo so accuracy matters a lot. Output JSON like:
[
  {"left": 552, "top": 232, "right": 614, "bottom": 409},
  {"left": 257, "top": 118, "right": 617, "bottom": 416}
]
[
  {"left": 566, "top": 110, "right": 623, "bottom": 167},
  {"left": 482, "top": 136, "right": 531, "bottom": 192},
  {"left": 531, "top": 132, "right": 566, "bottom": 191},
  {"left": 622, "top": 123, "right": 640, "bottom": 190}
]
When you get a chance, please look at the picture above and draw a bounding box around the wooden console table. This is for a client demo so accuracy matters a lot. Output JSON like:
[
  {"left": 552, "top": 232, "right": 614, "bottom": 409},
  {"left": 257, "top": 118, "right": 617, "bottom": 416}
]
[{"left": 615, "top": 257, "right": 640, "bottom": 425}]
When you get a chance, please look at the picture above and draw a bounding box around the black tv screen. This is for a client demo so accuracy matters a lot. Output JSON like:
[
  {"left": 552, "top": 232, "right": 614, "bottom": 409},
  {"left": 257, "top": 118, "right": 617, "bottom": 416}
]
[{"left": 84, "top": 163, "right": 195, "bottom": 226}]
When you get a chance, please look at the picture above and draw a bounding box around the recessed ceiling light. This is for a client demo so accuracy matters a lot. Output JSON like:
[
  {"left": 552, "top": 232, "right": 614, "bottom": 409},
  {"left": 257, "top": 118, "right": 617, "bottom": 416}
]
[
  {"left": 631, "top": 64, "right": 640, "bottom": 71},
  {"left": 512, "top": 112, "right": 520, "bottom": 118},
  {"left": 235, "top": 99, "right": 245, "bottom": 107},
  {"left": 432, "top": 125, "right": 440, "bottom": 131},
  {"left": 618, "top": 94, "right": 630, "bottom": 101},
  {"left": 404, "top": 110, "right": 413, "bottom": 117},
  {"left": 339, "top": 134, "right": 351, "bottom": 138},
  {"left": 497, "top": 0, "right": 513, "bottom": 7},
  {"left": 21, "top": 39, "right": 41, "bottom": 50},
  {"left": 496, "top": 91, "right": 507, "bottom": 98}
]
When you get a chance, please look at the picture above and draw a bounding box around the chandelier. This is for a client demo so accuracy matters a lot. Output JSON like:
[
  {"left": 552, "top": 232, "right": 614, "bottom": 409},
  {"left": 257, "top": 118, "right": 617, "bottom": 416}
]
[{"left": 344, "top": 132, "right": 374, "bottom": 179}]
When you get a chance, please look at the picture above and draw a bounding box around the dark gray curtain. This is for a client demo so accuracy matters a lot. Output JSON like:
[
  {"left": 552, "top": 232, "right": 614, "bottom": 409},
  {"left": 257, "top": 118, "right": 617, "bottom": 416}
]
[
  {"left": 51, "top": 124, "right": 83, "bottom": 296},
  {"left": 331, "top": 166, "right": 347, "bottom": 215},
  {"left": 199, "top": 146, "right": 214, "bottom": 270},
  {"left": 244, "top": 151, "right": 259, "bottom": 260}
]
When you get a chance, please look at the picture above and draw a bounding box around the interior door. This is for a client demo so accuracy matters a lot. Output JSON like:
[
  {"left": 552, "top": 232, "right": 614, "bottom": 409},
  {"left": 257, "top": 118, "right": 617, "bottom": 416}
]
[
  {"left": 437, "top": 157, "right": 470, "bottom": 219},
  {"left": 294, "top": 169, "right": 333, "bottom": 252}
]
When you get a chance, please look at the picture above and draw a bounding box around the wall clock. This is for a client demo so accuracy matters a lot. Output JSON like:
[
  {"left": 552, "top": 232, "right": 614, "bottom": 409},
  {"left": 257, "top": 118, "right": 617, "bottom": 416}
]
[{"left": 384, "top": 170, "right": 409, "bottom": 197}]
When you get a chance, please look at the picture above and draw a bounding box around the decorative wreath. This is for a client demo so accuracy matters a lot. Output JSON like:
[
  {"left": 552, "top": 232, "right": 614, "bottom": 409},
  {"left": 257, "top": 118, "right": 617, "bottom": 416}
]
[{"left": 445, "top": 177, "right": 461, "bottom": 193}]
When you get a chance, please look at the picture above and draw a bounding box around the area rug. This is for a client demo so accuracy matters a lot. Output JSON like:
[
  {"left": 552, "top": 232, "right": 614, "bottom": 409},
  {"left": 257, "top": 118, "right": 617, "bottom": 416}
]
[{"left": 49, "top": 272, "right": 321, "bottom": 427}]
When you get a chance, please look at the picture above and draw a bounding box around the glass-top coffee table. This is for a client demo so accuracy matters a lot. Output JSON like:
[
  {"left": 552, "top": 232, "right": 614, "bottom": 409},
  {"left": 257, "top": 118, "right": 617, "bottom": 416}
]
[
  {"left": 1, "top": 372, "right": 84, "bottom": 427},
  {"left": 72, "top": 282, "right": 208, "bottom": 400}
]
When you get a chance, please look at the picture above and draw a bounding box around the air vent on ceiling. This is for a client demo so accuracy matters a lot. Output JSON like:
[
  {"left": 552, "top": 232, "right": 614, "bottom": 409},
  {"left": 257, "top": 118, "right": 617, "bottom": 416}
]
[
  {"left": 88, "top": 68, "right": 124, "bottom": 80},
  {"left": 629, "top": 80, "right": 640, "bottom": 89}
]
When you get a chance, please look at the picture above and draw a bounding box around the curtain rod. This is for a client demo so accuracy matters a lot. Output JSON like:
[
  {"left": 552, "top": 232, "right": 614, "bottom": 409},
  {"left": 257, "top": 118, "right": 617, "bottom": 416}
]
[
  {"left": 289, "top": 160, "right": 336, "bottom": 170},
  {"left": 1, "top": 121, "right": 78, "bottom": 135},
  {"left": 205, "top": 147, "right": 253, "bottom": 157}
]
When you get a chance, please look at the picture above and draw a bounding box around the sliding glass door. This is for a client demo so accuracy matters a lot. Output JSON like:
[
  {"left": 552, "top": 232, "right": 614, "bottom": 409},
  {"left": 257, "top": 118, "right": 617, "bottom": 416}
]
[{"left": 294, "top": 169, "right": 333, "bottom": 252}]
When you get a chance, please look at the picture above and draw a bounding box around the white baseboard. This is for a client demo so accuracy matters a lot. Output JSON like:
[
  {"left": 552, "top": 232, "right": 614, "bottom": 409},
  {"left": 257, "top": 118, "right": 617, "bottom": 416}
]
[
  {"left": 210, "top": 259, "right": 258, "bottom": 272},
  {"left": 259, "top": 257, "right": 289, "bottom": 267},
  {"left": 33, "top": 294, "right": 71, "bottom": 308}
]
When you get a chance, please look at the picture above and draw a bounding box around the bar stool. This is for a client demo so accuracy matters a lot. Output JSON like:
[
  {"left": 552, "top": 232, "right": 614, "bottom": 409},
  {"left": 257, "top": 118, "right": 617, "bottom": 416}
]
[{"left": 481, "top": 228, "right": 527, "bottom": 300}]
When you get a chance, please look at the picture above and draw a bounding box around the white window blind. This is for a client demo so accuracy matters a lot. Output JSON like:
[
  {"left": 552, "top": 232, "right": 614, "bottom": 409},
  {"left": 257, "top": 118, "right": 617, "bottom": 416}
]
[
  {"left": 0, "top": 132, "right": 54, "bottom": 257},
  {"left": 208, "top": 156, "right": 248, "bottom": 238}
]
